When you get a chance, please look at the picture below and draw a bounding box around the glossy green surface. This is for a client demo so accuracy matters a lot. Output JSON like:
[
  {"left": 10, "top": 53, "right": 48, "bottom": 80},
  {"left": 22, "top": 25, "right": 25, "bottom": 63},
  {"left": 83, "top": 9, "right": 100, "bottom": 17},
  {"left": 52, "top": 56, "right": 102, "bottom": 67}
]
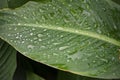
[{"left": 0, "top": 0, "right": 120, "bottom": 79}]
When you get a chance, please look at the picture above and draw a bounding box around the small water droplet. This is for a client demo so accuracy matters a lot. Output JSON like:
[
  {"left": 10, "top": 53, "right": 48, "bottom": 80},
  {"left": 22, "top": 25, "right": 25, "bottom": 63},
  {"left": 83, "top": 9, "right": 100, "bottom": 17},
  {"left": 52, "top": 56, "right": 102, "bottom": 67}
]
[
  {"left": 32, "top": 28, "right": 35, "bottom": 30},
  {"left": 113, "top": 25, "right": 117, "bottom": 30},
  {"left": 53, "top": 53, "right": 58, "bottom": 56},
  {"left": 38, "top": 39, "right": 42, "bottom": 41},
  {"left": 41, "top": 46, "right": 45, "bottom": 48},
  {"left": 20, "top": 35, "right": 22, "bottom": 37},
  {"left": 53, "top": 42, "right": 60, "bottom": 45},
  {"left": 30, "top": 33, "right": 33, "bottom": 36},
  {"left": 27, "top": 45, "right": 34, "bottom": 49},
  {"left": 13, "top": 12, "right": 17, "bottom": 15},
  {"left": 67, "top": 59, "right": 70, "bottom": 62},
  {"left": 43, "top": 29, "right": 47, "bottom": 31},
  {"left": 22, "top": 41, "right": 25, "bottom": 43},
  {"left": 16, "top": 36, "right": 19, "bottom": 39},
  {"left": 23, "top": 16, "right": 27, "bottom": 19},
  {"left": 111, "top": 57, "right": 115, "bottom": 61},
  {"left": 37, "top": 34, "right": 43, "bottom": 37},
  {"left": 103, "top": 8, "right": 106, "bottom": 12},
  {"left": 97, "top": 29, "right": 102, "bottom": 34},
  {"left": 18, "top": 23, "right": 21, "bottom": 25},
  {"left": 92, "top": 60, "right": 96, "bottom": 63},
  {"left": 100, "top": 58, "right": 108, "bottom": 63},
  {"left": 59, "top": 46, "right": 69, "bottom": 50},
  {"left": 8, "top": 34, "right": 11, "bottom": 36}
]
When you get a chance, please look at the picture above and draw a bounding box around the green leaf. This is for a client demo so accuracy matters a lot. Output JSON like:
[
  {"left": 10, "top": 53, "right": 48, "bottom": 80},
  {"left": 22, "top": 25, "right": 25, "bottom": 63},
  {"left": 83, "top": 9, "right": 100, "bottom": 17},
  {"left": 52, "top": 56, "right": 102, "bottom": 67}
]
[
  {"left": 0, "top": 0, "right": 8, "bottom": 8},
  {"left": 26, "top": 71, "right": 45, "bottom": 80},
  {"left": 13, "top": 52, "right": 45, "bottom": 80},
  {"left": 0, "top": 39, "right": 17, "bottom": 80},
  {"left": 0, "top": 0, "right": 29, "bottom": 9},
  {"left": 57, "top": 71, "right": 113, "bottom": 80},
  {"left": 7, "top": 0, "right": 29, "bottom": 8},
  {"left": 0, "top": 0, "right": 120, "bottom": 79}
]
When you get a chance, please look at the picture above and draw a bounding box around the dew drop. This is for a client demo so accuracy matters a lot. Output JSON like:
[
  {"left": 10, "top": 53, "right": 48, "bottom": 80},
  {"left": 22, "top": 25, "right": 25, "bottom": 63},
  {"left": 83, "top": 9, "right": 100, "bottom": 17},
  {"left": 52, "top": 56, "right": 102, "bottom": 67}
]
[
  {"left": 53, "top": 53, "right": 58, "bottom": 56},
  {"left": 67, "top": 59, "right": 70, "bottom": 62},
  {"left": 16, "top": 36, "right": 19, "bottom": 39},
  {"left": 32, "top": 28, "right": 35, "bottom": 30},
  {"left": 20, "top": 35, "right": 22, "bottom": 37},
  {"left": 22, "top": 41, "right": 25, "bottom": 43},
  {"left": 97, "top": 29, "right": 102, "bottom": 34},
  {"left": 59, "top": 46, "right": 69, "bottom": 50},
  {"left": 92, "top": 60, "right": 96, "bottom": 63},
  {"left": 13, "top": 12, "right": 17, "bottom": 15},
  {"left": 53, "top": 42, "right": 60, "bottom": 45},
  {"left": 103, "top": 8, "right": 106, "bottom": 12},
  {"left": 37, "top": 34, "right": 43, "bottom": 37},
  {"left": 38, "top": 39, "right": 42, "bottom": 41},
  {"left": 27, "top": 45, "right": 34, "bottom": 49},
  {"left": 18, "top": 23, "right": 21, "bottom": 25},
  {"left": 101, "top": 58, "right": 108, "bottom": 63},
  {"left": 43, "top": 29, "right": 47, "bottom": 31},
  {"left": 8, "top": 34, "right": 11, "bottom": 36},
  {"left": 23, "top": 16, "right": 27, "bottom": 19},
  {"left": 30, "top": 33, "right": 33, "bottom": 36},
  {"left": 14, "top": 28, "right": 17, "bottom": 31}
]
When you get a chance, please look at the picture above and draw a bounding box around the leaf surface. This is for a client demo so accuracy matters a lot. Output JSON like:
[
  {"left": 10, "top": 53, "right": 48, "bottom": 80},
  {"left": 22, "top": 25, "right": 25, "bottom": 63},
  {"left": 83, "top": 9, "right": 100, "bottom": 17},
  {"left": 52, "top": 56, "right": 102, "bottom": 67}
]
[
  {"left": 0, "top": 0, "right": 8, "bottom": 8},
  {"left": 57, "top": 71, "right": 113, "bottom": 80},
  {"left": 0, "top": 39, "right": 16, "bottom": 80},
  {"left": 0, "top": 0, "right": 120, "bottom": 79}
]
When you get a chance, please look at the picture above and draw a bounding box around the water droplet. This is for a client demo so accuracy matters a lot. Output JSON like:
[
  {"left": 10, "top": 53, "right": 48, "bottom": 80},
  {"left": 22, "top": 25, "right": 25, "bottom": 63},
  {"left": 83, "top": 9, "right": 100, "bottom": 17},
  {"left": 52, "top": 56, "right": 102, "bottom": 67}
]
[
  {"left": 32, "top": 28, "right": 35, "bottom": 30},
  {"left": 30, "top": 33, "right": 33, "bottom": 36},
  {"left": 22, "top": 41, "right": 25, "bottom": 43},
  {"left": 64, "top": 18, "right": 69, "bottom": 23},
  {"left": 100, "top": 58, "right": 108, "bottom": 63},
  {"left": 23, "top": 16, "right": 27, "bottom": 19},
  {"left": 103, "top": 8, "right": 106, "bottom": 12},
  {"left": 14, "top": 28, "right": 17, "bottom": 31},
  {"left": 20, "top": 35, "right": 22, "bottom": 37},
  {"left": 43, "top": 29, "right": 47, "bottom": 31},
  {"left": 41, "top": 46, "right": 45, "bottom": 48},
  {"left": 92, "top": 60, "right": 96, "bottom": 63},
  {"left": 38, "top": 39, "right": 42, "bottom": 41},
  {"left": 18, "top": 23, "right": 21, "bottom": 25},
  {"left": 111, "top": 57, "right": 115, "bottom": 61},
  {"left": 39, "top": 9, "right": 44, "bottom": 13},
  {"left": 53, "top": 42, "right": 60, "bottom": 45},
  {"left": 113, "top": 25, "right": 117, "bottom": 30},
  {"left": 67, "top": 59, "right": 70, "bottom": 62},
  {"left": 53, "top": 53, "right": 58, "bottom": 56},
  {"left": 97, "top": 29, "right": 102, "bottom": 34},
  {"left": 27, "top": 45, "right": 34, "bottom": 49},
  {"left": 16, "top": 36, "right": 19, "bottom": 39},
  {"left": 37, "top": 34, "right": 43, "bottom": 37},
  {"left": 34, "top": 37, "right": 37, "bottom": 40},
  {"left": 59, "top": 46, "right": 69, "bottom": 50},
  {"left": 8, "top": 34, "right": 11, "bottom": 36},
  {"left": 13, "top": 12, "right": 17, "bottom": 15}
]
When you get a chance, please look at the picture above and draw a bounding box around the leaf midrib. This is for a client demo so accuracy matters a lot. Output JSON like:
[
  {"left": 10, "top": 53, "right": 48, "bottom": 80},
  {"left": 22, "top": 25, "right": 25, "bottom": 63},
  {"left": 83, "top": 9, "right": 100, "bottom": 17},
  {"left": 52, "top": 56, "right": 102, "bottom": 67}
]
[{"left": 4, "top": 23, "right": 120, "bottom": 47}]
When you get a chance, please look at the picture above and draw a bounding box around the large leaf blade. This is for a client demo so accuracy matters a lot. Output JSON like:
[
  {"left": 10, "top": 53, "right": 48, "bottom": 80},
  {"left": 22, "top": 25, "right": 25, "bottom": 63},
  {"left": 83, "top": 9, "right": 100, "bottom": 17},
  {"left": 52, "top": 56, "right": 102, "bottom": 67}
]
[
  {"left": 0, "top": 39, "right": 17, "bottom": 80},
  {"left": 0, "top": 0, "right": 120, "bottom": 79}
]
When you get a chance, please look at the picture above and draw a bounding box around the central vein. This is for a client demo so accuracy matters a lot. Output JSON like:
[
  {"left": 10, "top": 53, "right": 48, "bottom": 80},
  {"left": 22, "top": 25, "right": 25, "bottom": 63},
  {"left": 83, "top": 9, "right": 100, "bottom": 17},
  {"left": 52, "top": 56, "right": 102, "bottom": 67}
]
[{"left": 10, "top": 23, "right": 120, "bottom": 47}]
